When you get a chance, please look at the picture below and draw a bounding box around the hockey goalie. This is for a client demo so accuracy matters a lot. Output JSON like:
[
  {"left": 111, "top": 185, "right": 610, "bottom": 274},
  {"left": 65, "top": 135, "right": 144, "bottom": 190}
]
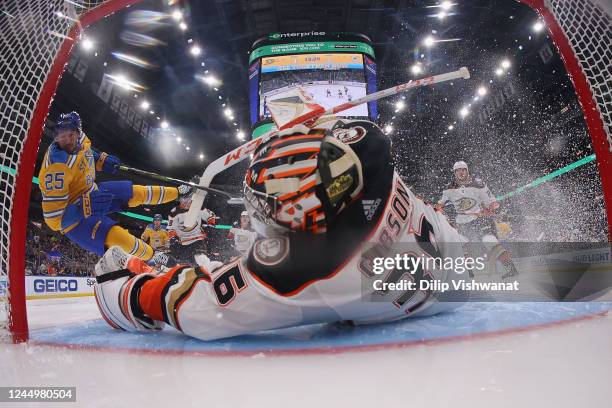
[{"left": 93, "top": 119, "right": 468, "bottom": 341}]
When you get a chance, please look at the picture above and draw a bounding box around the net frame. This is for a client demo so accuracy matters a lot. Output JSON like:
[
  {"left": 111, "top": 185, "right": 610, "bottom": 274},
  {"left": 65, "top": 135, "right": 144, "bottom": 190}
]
[
  {"left": 1, "top": 0, "right": 139, "bottom": 343},
  {"left": 0, "top": 0, "right": 610, "bottom": 343}
]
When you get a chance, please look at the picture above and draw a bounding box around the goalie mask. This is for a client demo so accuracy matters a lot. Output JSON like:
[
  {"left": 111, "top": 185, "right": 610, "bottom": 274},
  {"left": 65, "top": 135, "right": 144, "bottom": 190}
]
[{"left": 244, "top": 126, "right": 364, "bottom": 236}]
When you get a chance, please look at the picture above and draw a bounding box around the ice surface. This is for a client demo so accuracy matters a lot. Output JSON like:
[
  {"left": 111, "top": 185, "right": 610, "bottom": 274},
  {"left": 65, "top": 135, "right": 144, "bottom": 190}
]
[{"left": 2, "top": 296, "right": 611, "bottom": 407}]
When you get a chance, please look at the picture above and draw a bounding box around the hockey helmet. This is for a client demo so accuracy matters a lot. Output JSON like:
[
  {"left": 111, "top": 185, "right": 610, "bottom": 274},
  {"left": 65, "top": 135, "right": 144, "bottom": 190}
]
[
  {"left": 244, "top": 125, "right": 364, "bottom": 236},
  {"left": 453, "top": 161, "right": 468, "bottom": 171},
  {"left": 55, "top": 111, "right": 82, "bottom": 135},
  {"left": 153, "top": 214, "right": 163, "bottom": 228}
]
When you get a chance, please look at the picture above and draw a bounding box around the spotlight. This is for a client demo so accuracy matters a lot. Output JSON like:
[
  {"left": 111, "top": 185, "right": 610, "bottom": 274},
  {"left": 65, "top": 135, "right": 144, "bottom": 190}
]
[
  {"left": 440, "top": 1, "right": 453, "bottom": 10},
  {"left": 81, "top": 38, "right": 94, "bottom": 51},
  {"left": 161, "top": 121, "right": 169, "bottom": 129},
  {"left": 198, "top": 74, "right": 220, "bottom": 86},
  {"left": 199, "top": 154, "right": 204, "bottom": 160},
  {"left": 171, "top": 10, "right": 182, "bottom": 21},
  {"left": 237, "top": 131, "right": 246, "bottom": 140},
  {"left": 533, "top": 21, "right": 545, "bottom": 32},
  {"left": 179, "top": 22, "right": 187, "bottom": 31},
  {"left": 224, "top": 108, "right": 233, "bottom": 117},
  {"left": 459, "top": 107, "right": 469, "bottom": 118},
  {"left": 423, "top": 36, "right": 435, "bottom": 47},
  {"left": 140, "top": 100, "right": 150, "bottom": 110},
  {"left": 190, "top": 45, "right": 202, "bottom": 56},
  {"left": 477, "top": 86, "right": 488, "bottom": 96},
  {"left": 495, "top": 68, "right": 504, "bottom": 76},
  {"left": 501, "top": 59, "right": 511, "bottom": 69},
  {"left": 448, "top": 125, "right": 454, "bottom": 130},
  {"left": 411, "top": 63, "right": 422, "bottom": 75},
  {"left": 384, "top": 125, "right": 393, "bottom": 134},
  {"left": 395, "top": 101, "right": 406, "bottom": 111}
]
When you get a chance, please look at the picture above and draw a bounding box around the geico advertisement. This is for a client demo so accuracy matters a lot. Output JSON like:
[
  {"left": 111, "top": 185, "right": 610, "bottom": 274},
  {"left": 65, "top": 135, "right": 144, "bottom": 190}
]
[{"left": 25, "top": 276, "right": 95, "bottom": 299}]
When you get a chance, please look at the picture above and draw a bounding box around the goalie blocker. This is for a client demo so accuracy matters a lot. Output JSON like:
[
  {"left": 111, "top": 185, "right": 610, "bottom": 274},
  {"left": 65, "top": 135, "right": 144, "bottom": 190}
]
[{"left": 93, "top": 119, "right": 468, "bottom": 341}]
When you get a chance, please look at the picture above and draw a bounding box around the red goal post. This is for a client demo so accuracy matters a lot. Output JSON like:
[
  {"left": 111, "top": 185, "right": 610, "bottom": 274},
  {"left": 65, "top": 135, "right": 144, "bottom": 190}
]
[{"left": 0, "top": 0, "right": 610, "bottom": 343}]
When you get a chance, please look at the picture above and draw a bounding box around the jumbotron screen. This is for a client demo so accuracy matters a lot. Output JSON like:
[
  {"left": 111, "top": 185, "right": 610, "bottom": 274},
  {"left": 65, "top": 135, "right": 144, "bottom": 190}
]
[{"left": 258, "top": 53, "right": 368, "bottom": 121}]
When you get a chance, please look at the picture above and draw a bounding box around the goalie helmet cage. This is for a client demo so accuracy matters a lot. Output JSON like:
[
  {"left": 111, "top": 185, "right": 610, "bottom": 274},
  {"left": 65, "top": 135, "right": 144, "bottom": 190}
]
[{"left": 0, "top": 0, "right": 610, "bottom": 343}]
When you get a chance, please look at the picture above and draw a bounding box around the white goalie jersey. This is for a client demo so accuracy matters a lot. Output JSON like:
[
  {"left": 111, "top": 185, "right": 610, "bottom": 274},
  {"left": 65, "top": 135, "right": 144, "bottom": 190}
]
[
  {"left": 94, "top": 119, "right": 468, "bottom": 342},
  {"left": 170, "top": 174, "right": 467, "bottom": 341}
]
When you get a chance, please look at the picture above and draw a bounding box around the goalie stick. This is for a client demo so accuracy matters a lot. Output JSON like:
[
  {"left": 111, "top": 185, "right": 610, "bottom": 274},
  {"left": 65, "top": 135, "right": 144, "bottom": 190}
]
[{"left": 184, "top": 67, "right": 471, "bottom": 227}]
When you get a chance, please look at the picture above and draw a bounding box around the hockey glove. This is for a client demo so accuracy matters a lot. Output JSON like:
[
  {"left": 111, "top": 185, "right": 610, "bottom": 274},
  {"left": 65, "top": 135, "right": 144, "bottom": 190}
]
[
  {"left": 94, "top": 151, "right": 121, "bottom": 174},
  {"left": 201, "top": 209, "right": 217, "bottom": 226},
  {"left": 61, "top": 190, "right": 114, "bottom": 230}
]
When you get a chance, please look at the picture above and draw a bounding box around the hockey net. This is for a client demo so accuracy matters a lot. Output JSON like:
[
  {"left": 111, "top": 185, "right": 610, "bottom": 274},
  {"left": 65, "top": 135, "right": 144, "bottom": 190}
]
[{"left": 0, "top": 0, "right": 610, "bottom": 342}]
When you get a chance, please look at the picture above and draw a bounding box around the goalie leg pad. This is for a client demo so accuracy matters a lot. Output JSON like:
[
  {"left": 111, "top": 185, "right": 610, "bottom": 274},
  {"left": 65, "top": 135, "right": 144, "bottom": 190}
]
[{"left": 94, "top": 247, "right": 164, "bottom": 331}]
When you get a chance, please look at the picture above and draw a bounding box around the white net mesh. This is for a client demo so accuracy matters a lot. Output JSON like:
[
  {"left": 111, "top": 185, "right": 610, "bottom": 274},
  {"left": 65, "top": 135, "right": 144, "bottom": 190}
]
[
  {"left": 542, "top": 0, "right": 612, "bottom": 150},
  {"left": 0, "top": 1, "right": 109, "bottom": 341},
  {"left": 0, "top": 0, "right": 610, "bottom": 342}
]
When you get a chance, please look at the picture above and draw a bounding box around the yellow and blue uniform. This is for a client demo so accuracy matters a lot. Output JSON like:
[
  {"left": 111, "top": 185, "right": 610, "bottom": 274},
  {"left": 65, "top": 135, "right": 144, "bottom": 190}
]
[
  {"left": 39, "top": 133, "right": 179, "bottom": 258},
  {"left": 141, "top": 225, "right": 169, "bottom": 250}
]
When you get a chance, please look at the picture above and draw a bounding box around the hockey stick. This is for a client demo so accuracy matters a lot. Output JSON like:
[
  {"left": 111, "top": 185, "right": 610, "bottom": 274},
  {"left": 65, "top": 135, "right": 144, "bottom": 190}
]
[
  {"left": 185, "top": 67, "right": 471, "bottom": 227},
  {"left": 116, "top": 164, "right": 234, "bottom": 200},
  {"left": 279, "top": 67, "right": 470, "bottom": 130}
]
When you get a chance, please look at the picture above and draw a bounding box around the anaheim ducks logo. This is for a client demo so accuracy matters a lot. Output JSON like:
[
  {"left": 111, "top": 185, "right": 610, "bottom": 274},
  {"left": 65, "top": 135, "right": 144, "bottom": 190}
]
[
  {"left": 253, "top": 237, "right": 289, "bottom": 266},
  {"left": 456, "top": 197, "right": 477, "bottom": 212},
  {"left": 332, "top": 126, "right": 366, "bottom": 144}
]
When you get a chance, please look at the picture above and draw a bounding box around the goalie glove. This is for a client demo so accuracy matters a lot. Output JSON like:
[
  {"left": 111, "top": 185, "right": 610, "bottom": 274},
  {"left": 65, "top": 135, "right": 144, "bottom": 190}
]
[{"left": 93, "top": 246, "right": 164, "bottom": 332}]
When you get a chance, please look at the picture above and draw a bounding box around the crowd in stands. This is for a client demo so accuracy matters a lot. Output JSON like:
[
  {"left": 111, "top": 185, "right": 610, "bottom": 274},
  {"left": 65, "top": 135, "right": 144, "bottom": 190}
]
[{"left": 25, "top": 223, "right": 99, "bottom": 277}]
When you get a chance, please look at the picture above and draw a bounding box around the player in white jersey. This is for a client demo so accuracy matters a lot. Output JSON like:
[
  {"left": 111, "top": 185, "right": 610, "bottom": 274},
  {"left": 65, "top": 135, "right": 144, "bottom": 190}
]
[
  {"left": 167, "top": 183, "right": 217, "bottom": 266},
  {"left": 228, "top": 211, "right": 258, "bottom": 257},
  {"left": 437, "top": 161, "right": 518, "bottom": 278},
  {"left": 92, "top": 120, "right": 468, "bottom": 341}
]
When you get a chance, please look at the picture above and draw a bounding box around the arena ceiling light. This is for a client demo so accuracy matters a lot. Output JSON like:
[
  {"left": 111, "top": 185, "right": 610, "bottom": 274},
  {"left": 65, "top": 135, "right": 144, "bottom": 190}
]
[
  {"left": 410, "top": 63, "right": 423, "bottom": 75},
  {"left": 448, "top": 125, "right": 454, "bottom": 130},
  {"left": 105, "top": 73, "right": 144, "bottom": 92},
  {"left": 495, "top": 68, "right": 504, "bottom": 76},
  {"left": 171, "top": 10, "right": 182, "bottom": 21},
  {"left": 190, "top": 45, "right": 202, "bottom": 56},
  {"left": 161, "top": 121, "right": 169, "bottom": 129},
  {"left": 384, "top": 125, "right": 393, "bottom": 134},
  {"left": 437, "top": 11, "right": 447, "bottom": 20},
  {"left": 237, "top": 131, "right": 246, "bottom": 140},
  {"left": 501, "top": 59, "right": 511, "bottom": 69},
  {"left": 199, "top": 153, "right": 204, "bottom": 160},
  {"left": 198, "top": 74, "right": 220, "bottom": 86},
  {"left": 140, "top": 100, "right": 150, "bottom": 110},
  {"left": 179, "top": 22, "right": 187, "bottom": 31},
  {"left": 440, "top": 1, "right": 454, "bottom": 10},
  {"left": 423, "top": 36, "right": 436, "bottom": 47},
  {"left": 224, "top": 108, "right": 233, "bottom": 117},
  {"left": 459, "top": 107, "right": 470, "bottom": 118},
  {"left": 477, "top": 86, "right": 488, "bottom": 96},
  {"left": 395, "top": 100, "right": 406, "bottom": 111},
  {"left": 533, "top": 21, "right": 545, "bottom": 32},
  {"left": 81, "top": 37, "right": 94, "bottom": 51}
]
